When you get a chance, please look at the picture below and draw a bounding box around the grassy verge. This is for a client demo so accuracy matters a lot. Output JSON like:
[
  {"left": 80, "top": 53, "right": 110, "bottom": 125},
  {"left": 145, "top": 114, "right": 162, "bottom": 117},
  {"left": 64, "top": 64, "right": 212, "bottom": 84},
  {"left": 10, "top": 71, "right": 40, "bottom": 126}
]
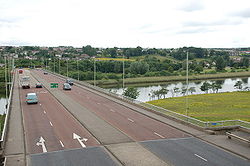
[
  {"left": 0, "top": 114, "right": 5, "bottom": 136},
  {"left": 147, "top": 91, "right": 250, "bottom": 122},
  {"left": 87, "top": 71, "right": 250, "bottom": 86}
]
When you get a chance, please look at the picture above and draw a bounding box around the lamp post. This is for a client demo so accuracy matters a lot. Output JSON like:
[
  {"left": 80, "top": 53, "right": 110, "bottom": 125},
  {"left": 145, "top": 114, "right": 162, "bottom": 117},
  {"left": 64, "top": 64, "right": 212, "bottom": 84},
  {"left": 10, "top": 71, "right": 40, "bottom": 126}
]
[
  {"left": 94, "top": 57, "right": 96, "bottom": 86},
  {"left": 67, "top": 59, "right": 69, "bottom": 77},
  {"left": 77, "top": 58, "right": 79, "bottom": 81},
  {"left": 4, "top": 56, "right": 8, "bottom": 113},
  {"left": 185, "top": 51, "right": 189, "bottom": 118},
  {"left": 58, "top": 58, "right": 60, "bottom": 74},
  {"left": 123, "top": 54, "right": 125, "bottom": 93}
]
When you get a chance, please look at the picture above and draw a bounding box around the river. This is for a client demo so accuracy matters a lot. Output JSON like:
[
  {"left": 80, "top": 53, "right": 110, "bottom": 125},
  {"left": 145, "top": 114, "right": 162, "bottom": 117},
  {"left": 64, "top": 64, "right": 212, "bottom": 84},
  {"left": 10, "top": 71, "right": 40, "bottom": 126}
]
[{"left": 107, "top": 77, "right": 250, "bottom": 102}]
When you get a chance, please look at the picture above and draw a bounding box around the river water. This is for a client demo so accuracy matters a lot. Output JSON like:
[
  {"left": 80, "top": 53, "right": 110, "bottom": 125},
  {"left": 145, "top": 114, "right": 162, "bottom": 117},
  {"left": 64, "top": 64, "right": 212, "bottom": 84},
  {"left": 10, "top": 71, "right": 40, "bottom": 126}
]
[
  {"left": 107, "top": 77, "right": 250, "bottom": 102},
  {"left": 0, "top": 98, "right": 6, "bottom": 115}
]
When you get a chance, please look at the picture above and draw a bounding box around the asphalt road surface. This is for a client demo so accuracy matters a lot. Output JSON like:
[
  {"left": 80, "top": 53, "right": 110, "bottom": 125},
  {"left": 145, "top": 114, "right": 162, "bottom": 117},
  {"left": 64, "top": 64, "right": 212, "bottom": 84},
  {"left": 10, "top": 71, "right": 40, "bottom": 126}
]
[
  {"left": 19, "top": 70, "right": 99, "bottom": 154},
  {"left": 34, "top": 70, "right": 190, "bottom": 142},
  {"left": 141, "top": 137, "right": 250, "bottom": 166}
]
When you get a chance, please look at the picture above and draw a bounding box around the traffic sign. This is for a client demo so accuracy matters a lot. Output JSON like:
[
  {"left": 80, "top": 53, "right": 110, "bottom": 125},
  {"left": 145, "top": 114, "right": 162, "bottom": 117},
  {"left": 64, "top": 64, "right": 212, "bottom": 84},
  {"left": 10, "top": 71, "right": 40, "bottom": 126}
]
[{"left": 50, "top": 83, "right": 58, "bottom": 88}]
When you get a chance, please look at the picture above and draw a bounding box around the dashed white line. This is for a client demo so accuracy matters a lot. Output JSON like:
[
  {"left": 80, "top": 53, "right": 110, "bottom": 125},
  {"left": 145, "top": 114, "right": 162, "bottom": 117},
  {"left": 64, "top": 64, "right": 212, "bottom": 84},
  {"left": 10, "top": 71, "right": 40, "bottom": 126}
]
[
  {"left": 49, "top": 121, "right": 53, "bottom": 126},
  {"left": 43, "top": 111, "right": 46, "bottom": 114},
  {"left": 194, "top": 154, "right": 207, "bottom": 162},
  {"left": 59, "top": 140, "right": 65, "bottom": 147},
  {"left": 110, "top": 109, "right": 115, "bottom": 112},
  {"left": 39, "top": 103, "right": 42, "bottom": 106},
  {"left": 128, "top": 118, "right": 134, "bottom": 123},
  {"left": 154, "top": 132, "right": 165, "bottom": 139},
  {"left": 97, "top": 103, "right": 100, "bottom": 105}
]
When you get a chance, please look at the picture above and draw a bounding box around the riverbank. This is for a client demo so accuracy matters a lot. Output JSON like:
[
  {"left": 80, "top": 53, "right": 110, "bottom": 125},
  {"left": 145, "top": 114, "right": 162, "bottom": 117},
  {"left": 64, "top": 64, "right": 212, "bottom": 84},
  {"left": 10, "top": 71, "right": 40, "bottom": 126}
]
[
  {"left": 86, "top": 71, "right": 250, "bottom": 87},
  {"left": 147, "top": 91, "right": 250, "bottom": 122}
]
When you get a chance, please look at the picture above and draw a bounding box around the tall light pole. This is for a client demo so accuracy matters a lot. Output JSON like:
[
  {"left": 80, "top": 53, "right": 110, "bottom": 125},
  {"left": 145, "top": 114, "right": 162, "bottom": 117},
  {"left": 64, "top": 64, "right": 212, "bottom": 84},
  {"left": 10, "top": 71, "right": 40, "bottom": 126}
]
[
  {"left": 94, "top": 57, "right": 96, "bottom": 86},
  {"left": 122, "top": 54, "right": 125, "bottom": 93},
  {"left": 77, "top": 59, "right": 79, "bottom": 81},
  {"left": 58, "top": 58, "right": 60, "bottom": 74},
  {"left": 185, "top": 51, "right": 189, "bottom": 117},
  {"left": 67, "top": 59, "right": 69, "bottom": 77},
  {"left": 53, "top": 57, "right": 56, "bottom": 73},
  {"left": 4, "top": 56, "right": 8, "bottom": 113}
]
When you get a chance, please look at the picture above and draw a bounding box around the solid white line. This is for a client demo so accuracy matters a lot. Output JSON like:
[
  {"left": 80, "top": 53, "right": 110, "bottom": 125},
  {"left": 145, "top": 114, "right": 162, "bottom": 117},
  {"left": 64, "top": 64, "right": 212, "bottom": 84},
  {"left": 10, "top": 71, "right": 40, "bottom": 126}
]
[
  {"left": 49, "top": 121, "right": 53, "bottom": 126},
  {"left": 154, "top": 132, "right": 165, "bottom": 139},
  {"left": 110, "top": 109, "right": 115, "bottom": 112},
  {"left": 194, "top": 154, "right": 208, "bottom": 162},
  {"left": 128, "top": 118, "right": 134, "bottom": 123},
  {"left": 59, "top": 140, "right": 65, "bottom": 147},
  {"left": 43, "top": 111, "right": 46, "bottom": 114}
]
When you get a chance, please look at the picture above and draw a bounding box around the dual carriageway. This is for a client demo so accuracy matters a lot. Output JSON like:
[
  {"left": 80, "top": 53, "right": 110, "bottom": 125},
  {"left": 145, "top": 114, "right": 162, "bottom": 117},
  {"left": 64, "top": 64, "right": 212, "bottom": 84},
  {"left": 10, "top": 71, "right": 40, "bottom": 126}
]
[{"left": 2, "top": 69, "right": 250, "bottom": 166}]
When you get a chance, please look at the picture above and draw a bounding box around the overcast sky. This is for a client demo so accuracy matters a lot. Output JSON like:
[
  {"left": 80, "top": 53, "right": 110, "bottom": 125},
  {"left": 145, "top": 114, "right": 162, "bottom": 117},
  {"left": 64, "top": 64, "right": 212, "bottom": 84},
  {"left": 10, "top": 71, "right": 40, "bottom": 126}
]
[{"left": 0, "top": 0, "right": 250, "bottom": 48}]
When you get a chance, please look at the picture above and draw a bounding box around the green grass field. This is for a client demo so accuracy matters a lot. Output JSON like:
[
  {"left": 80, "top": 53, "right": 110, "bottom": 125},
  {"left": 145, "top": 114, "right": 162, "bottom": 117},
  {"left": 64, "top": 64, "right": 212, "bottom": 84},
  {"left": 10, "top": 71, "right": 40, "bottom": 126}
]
[{"left": 147, "top": 91, "right": 250, "bottom": 122}]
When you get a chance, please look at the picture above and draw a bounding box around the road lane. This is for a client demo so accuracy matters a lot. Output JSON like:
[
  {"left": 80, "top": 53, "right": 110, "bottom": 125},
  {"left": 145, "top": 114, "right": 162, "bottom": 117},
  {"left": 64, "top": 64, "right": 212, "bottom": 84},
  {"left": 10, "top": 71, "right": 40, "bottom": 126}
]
[
  {"left": 34, "top": 70, "right": 189, "bottom": 142},
  {"left": 141, "top": 137, "right": 250, "bottom": 166},
  {"left": 20, "top": 70, "right": 99, "bottom": 154}
]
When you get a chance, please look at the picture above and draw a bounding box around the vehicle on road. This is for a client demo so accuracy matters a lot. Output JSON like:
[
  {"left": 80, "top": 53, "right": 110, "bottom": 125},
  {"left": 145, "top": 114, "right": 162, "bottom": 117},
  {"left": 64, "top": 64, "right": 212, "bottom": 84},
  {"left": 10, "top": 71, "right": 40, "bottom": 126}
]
[
  {"left": 35, "top": 83, "right": 43, "bottom": 88},
  {"left": 44, "top": 71, "right": 48, "bottom": 75},
  {"left": 19, "top": 69, "right": 23, "bottom": 74},
  {"left": 20, "top": 76, "right": 30, "bottom": 89},
  {"left": 66, "top": 79, "right": 74, "bottom": 85},
  {"left": 63, "top": 83, "right": 71, "bottom": 90},
  {"left": 26, "top": 93, "right": 38, "bottom": 104}
]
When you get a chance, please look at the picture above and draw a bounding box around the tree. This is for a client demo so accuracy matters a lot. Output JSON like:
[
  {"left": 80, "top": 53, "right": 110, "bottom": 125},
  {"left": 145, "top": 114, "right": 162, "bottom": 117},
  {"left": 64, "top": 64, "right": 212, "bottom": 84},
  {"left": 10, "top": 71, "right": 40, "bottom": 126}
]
[
  {"left": 234, "top": 81, "right": 243, "bottom": 91},
  {"left": 188, "top": 87, "right": 196, "bottom": 94},
  {"left": 129, "top": 61, "right": 149, "bottom": 75},
  {"left": 216, "top": 56, "right": 226, "bottom": 71},
  {"left": 200, "top": 82, "right": 211, "bottom": 93},
  {"left": 123, "top": 87, "right": 140, "bottom": 99}
]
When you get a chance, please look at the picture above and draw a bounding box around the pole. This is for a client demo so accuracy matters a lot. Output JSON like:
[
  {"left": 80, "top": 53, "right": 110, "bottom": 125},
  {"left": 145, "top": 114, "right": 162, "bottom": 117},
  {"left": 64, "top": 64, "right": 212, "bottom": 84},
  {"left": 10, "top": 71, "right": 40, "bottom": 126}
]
[
  {"left": 4, "top": 57, "right": 8, "bottom": 114},
  {"left": 94, "top": 58, "right": 96, "bottom": 86},
  {"left": 77, "top": 59, "right": 79, "bottom": 81},
  {"left": 67, "top": 59, "right": 69, "bottom": 77},
  {"left": 122, "top": 54, "right": 125, "bottom": 93},
  {"left": 185, "top": 51, "right": 189, "bottom": 117},
  {"left": 53, "top": 57, "right": 55, "bottom": 73},
  {"left": 58, "top": 58, "right": 60, "bottom": 74}
]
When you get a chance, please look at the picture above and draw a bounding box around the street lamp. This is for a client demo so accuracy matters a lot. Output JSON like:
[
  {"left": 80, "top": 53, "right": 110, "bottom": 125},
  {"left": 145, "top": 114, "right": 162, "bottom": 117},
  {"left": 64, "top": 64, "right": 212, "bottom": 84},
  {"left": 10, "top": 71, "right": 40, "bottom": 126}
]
[
  {"left": 67, "top": 58, "right": 69, "bottom": 77},
  {"left": 77, "top": 59, "right": 79, "bottom": 81},
  {"left": 94, "top": 57, "right": 96, "bottom": 86},
  {"left": 185, "top": 51, "right": 189, "bottom": 117},
  {"left": 123, "top": 54, "right": 125, "bottom": 93}
]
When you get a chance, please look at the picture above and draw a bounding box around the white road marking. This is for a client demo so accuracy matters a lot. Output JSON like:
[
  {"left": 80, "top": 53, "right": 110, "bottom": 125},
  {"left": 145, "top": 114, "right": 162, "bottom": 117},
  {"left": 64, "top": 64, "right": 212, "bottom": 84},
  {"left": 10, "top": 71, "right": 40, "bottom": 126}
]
[
  {"left": 49, "top": 121, "right": 53, "bottom": 126},
  {"left": 36, "top": 137, "right": 47, "bottom": 153},
  {"left": 59, "top": 140, "right": 65, "bottom": 147},
  {"left": 128, "top": 118, "right": 134, "bottom": 123},
  {"left": 43, "top": 111, "right": 46, "bottom": 114},
  {"left": 97, "top": 103, "right": 100, "bottom": 105},
  {"left": 73, "top": 133, "right": 88, "bottom": 148},
  {"left": 39, "top": 103, "right": 42, "bottom": 106},
  {"left": 87, "top": 97, "right": 90, "bottom": 99},
  {"left": 194, "top": 154, "right": 208, "bottom": 162},
  {"left": 154, "top": 132, "right": 165, "bottom": 139},
  {"left": 110, "top": 109, "right": 115, "bottom": 112}
]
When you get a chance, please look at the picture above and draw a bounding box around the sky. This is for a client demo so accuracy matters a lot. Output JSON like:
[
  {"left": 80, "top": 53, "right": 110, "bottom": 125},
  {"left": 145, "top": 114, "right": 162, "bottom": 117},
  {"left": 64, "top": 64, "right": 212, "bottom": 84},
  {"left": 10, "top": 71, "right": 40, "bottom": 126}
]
[{"left": 0, "top": 0, "right": 250, "bottom": 48}]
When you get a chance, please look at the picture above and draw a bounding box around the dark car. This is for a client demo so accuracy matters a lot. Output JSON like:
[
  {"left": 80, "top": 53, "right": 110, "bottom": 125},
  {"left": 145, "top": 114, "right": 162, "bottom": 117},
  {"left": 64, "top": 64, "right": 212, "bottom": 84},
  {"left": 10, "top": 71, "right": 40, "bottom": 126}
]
[
  {"left": 63, "top": 83, "right": 71, "bottom": 90},
  {"left": 44, "top": 72, "right": 48, "bottom": 75},
  {"left": 66, "top": 79, "right": 74, "bottom": 85},
  {"left": 36, "top": 83, "right": 43, "bottom": 88}
]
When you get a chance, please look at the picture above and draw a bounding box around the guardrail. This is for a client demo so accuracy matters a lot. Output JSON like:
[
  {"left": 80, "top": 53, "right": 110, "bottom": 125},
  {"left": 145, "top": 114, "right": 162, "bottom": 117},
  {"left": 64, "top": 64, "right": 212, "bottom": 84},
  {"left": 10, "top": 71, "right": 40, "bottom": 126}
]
[
  {"left": 46, "top": 69, "right": 250, "bottom": 130},
  {"left": 0, "top": 71, "right": 15, "bottom": 149}
]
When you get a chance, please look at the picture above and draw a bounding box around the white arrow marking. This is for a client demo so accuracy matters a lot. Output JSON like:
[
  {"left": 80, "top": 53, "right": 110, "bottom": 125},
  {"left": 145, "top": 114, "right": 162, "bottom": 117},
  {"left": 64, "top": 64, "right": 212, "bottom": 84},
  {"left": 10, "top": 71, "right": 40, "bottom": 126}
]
[
  {"left": 49, "top": 121, "right": 53, "bottom": 126},
  {"left": 36, "top": 137, "right": 47, "bottom": 153},
  {"left": 73, "top": 133, "right": 88, "bottom": 148}
]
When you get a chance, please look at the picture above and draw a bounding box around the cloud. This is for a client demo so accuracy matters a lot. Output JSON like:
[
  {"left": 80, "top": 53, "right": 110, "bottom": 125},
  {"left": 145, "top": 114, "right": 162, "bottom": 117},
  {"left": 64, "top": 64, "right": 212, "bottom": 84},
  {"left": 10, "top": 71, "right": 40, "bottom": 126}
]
[
  {"left": 231, "top": 8, "right": 250, "bottom": 18},
  {"left": 178, "top": 0, "right": 204, "bottom": 12},
  {"left": 182, "top": 19, "right": 243, "bottom": 28},
  {"left": 0, "top": 39, "right": 31, "bottom": 46},
  {"left": 176, "top": 27, "right": 214, "bottom": 34}
]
